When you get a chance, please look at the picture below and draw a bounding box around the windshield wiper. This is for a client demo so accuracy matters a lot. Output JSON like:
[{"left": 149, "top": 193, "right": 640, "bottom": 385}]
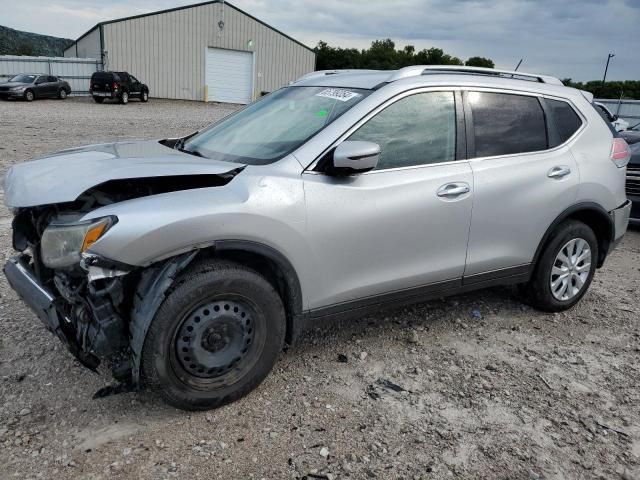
[{"left": 178, "top": 146, "right": 206, "bottom": 158}]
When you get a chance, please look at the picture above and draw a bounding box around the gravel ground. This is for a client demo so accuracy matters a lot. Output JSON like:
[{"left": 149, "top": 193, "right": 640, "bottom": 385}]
[{"left": 0, "top": 97, "right": 639, "bottom": 480}]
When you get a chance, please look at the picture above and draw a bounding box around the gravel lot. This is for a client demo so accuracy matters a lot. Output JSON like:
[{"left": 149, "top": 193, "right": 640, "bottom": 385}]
[{"left": 0, "top": 97, "right": 639, "bottom": 480}]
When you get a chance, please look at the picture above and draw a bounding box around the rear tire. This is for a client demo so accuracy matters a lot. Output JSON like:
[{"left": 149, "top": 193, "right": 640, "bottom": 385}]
[
  {"left": 93, "top": 96, "right": 104, "bottom": 104},
  {"left": 120, "top": 91, "right": 129, "bottom": 104},
  {"left": 523, "top": 220, "right": 598, "bottom": 312},
  {"left": 24, "top": 90, "right": 34, "bottom": 102},
  {"left": 141, "top": 259, "right": 286, "bottom": 411}
]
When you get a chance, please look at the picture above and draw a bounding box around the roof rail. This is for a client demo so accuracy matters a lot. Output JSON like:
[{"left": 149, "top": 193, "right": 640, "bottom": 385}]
[
  {"left": 387, "top": 65, "right": 564, "bottom": 85},
  {"left": 292, "top": 69, "right": 379, "bottom": 84}
]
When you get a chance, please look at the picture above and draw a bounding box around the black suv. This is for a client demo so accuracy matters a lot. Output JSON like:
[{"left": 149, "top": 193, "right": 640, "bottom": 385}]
[{"left": 90, "top": 71, "right": 149, "bottom": 104}]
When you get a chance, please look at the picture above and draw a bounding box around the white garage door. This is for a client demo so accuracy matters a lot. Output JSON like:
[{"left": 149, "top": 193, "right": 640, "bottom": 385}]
[{"left": 206, "top": 48, "right": 254, "bottom": 104}]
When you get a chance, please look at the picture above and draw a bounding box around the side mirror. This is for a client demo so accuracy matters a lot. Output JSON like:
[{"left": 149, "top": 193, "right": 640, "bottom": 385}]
[
  {"left": 612, "top": 114, "right": 619, "bottom": 121},
  {"left": 330, "top": 141, "right": 380, "bottom": 175}
]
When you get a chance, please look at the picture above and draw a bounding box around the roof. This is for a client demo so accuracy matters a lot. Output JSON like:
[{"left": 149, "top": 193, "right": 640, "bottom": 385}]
[
  {"left": 68, "top": 0, "right": 314, "bottom": 54},
  {"left": 292, "top": 66, "right": 573, "bottom": 96}
]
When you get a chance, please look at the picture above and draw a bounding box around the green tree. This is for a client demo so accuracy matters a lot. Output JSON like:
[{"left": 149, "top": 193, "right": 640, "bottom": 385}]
[{"left": 465, "top": 56, "right": 494, "bottom": 68}]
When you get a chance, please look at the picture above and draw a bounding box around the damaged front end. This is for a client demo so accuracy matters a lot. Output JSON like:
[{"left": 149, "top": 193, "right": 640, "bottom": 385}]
[{"left": 4, "top": 168, "right": 241, "bottom": 388}]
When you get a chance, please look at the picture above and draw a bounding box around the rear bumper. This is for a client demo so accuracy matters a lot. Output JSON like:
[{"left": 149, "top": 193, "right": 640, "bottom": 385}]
[
  {"left": 90, "top": 91, "right": 117, "bottom": 98},
  {"left": 609, "top": 200, "right": 632, "bottom": 251},
  {"left": 3, "top": 255, "right": 64, "bottom": 338}
]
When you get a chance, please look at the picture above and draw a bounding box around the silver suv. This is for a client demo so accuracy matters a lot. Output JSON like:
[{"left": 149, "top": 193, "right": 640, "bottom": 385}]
[{"left": 3, "top": 66, "right": 632, "bottom": 410}]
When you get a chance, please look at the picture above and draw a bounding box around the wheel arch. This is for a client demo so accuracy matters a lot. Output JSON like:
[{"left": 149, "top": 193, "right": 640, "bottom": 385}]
[
  {"left": 533, "top": 202, "right": 613, "bottom": 269},
  {"left": 208, "top": 240, "right": 304, "bottom": 346}
]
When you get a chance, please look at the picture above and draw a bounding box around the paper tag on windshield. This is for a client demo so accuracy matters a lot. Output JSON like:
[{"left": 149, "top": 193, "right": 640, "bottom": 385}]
[{"left": 315, "top": 88, "right": 361, "bottom": 102}]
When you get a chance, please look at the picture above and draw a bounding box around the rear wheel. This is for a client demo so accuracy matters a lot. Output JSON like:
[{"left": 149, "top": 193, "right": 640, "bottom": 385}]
[
  {"left": 141, "top": 259, "right": 286, "bottom": 410},
  {"left": 93, "top": 96, "right": 104, "bottom": 104},
  {"left": 58, "top": 89, "right": 67, "bottom": 100},
  {"left": 120, "top": 91, "right": 129, "bottom": 104},
  {"left": 24, "top": 90, "right": 34, "bottom": 102},
  {"left": 523, "top": 220, "right": 598, "bottom": 312}
]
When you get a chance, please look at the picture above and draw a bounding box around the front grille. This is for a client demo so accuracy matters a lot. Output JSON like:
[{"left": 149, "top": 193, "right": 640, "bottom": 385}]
[{"left": 627, "top": 165, "right": 640, "bottom": 197}]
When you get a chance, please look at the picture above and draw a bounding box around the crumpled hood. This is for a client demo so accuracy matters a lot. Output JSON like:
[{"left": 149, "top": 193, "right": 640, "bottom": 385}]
[{"left": 4, "top": 140, "right": 244, "bottom": 208}]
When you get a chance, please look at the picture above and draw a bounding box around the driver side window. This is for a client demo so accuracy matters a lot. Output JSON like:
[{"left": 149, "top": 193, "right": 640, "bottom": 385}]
[{"left": 348, "top": 91, "right": 456, "bottom": 170}]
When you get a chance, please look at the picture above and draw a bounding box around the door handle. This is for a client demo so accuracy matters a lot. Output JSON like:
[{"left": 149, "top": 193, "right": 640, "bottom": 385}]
[
  {"left": 547, "top": 166, "right": 571, "bottom": 179},
  {"left": 437, "top": 183, "right": 470, "bottom": 198}
]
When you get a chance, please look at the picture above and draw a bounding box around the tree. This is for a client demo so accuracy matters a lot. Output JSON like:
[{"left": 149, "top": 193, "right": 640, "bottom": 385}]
[
  {"left": 15, "top": 42, "right": 35, "bottom": 56},
  {"left": 465, "top": 56, "right": 494, "bottom": 68}
]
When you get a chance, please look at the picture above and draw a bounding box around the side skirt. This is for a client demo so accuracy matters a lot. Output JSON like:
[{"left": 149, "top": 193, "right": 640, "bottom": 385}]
[{"left": 302, "top": 264, "right": 531, "bottom": 325}]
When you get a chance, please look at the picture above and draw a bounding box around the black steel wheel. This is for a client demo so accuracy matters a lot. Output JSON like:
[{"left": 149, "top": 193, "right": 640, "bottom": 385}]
[{"left": 141, "top": 259, "right": 286, "bottom": 410}]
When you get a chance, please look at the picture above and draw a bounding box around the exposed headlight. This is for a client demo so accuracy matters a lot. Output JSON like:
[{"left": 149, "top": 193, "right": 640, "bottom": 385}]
[
  {"left": 10, "top": 86, "right": 25, "bottom": 91},
  {"left": 41, "top": 217, "right": 115, "bottom": 268}
]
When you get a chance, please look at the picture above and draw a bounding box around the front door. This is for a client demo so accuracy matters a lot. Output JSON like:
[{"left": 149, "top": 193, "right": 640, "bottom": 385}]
[{"left": 303, "top": 90, "right": 474, "bottom": 311}]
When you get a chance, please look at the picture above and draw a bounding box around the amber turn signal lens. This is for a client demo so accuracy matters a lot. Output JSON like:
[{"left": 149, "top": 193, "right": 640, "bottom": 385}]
[{"left": 82, "top": 221, "right": 109, "bottom": 251}]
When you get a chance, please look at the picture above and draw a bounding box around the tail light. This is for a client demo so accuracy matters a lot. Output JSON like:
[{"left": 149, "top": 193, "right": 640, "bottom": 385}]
[
  {"left": 611, "top": 138, "right": 630, "bottom": 168},
  {"left": 112, "top": 82, "right": 119, "bottom": 90}
]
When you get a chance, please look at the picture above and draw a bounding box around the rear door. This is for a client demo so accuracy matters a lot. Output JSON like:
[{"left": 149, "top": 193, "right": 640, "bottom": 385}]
[
  {"left": 463, "top": 90, "right": 583, "bottom": 279},
  {"left": 47, "top": 76, "right": 59, "bottom": 96},
  {"left": 34, "top": 76, "right": 48, "bottom": 97}
]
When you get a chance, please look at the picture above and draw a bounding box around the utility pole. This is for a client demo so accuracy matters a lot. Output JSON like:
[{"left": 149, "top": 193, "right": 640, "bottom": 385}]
[{"left": 601, "top": 53, "right": 615, "bottom": 97}]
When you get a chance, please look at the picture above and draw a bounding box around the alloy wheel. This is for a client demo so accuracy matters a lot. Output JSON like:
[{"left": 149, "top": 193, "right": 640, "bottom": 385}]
[{"left": 549, "top": 237, "right": 592, "bottom": 301}]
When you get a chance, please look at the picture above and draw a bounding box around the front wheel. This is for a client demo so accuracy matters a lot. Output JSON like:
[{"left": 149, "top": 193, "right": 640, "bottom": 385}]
[
  {"left": 141, "top": 259, "right": 286, "bottom": 410},
  {"left": 523, "top": 220, "right": 598, "bottom": 312},
  {"left": 140, "top": 90, "right": 149, "bottom": 102},
  {"left": 24, "top": 90, "right": 34, "bottom": 102}
]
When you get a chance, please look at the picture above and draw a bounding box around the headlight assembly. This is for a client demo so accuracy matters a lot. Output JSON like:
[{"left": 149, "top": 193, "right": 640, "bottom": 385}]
[
  {"left": 10, "top": 86, "right": 25, "bottom": 91},
  {"left": 41, "top": 216, "right": 116, "bottom": 268}
]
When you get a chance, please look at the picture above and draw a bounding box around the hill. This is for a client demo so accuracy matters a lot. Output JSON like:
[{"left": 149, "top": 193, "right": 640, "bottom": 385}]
[{"left": 0, "top": 25, "right": 74, "bottom": 57}]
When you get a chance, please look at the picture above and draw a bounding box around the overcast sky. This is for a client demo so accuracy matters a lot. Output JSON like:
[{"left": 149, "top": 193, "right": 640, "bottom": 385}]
[{"left": 1, "top": 0, "right": 639, "bottom": 81}]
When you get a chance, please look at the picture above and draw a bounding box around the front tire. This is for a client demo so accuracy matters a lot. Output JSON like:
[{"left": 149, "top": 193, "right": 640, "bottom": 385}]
[
  {"left": 141, "top": 259, "right": 286, "bottom": 410},
  {"left": 24, "top": 89, "right": 34, "bottom": 102},
  {"left": 140, "top": 90, "right": 149, "bottom": 102},
  {"left": 524, "top": 220, "right": 598, "bottom": 312}
]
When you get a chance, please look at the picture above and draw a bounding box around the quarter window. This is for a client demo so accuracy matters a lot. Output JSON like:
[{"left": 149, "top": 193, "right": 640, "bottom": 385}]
[
  {"left": 468, "top": 92, "right": 547, "bottom": 158},
  {"left": 546, "top": 99, "right": 583, "bottom": 146},
  {"left": 347, "top": 91, "right": 456, "bottom": 170}
]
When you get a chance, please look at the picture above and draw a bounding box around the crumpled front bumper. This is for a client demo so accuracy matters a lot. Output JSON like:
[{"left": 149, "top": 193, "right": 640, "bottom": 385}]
[
  {"left": 3, "top": 255, "right": 101, "bottom": 370},
  {"left": 4, "top": 255, "right": 64, "bottom": 337}
]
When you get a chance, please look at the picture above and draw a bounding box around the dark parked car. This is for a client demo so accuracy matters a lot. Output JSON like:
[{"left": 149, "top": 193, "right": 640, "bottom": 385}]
[
  {"left": 90, "top": 71, "right": 149, "bottom": 104},
  {"left": 0, "top": 74, "right": 71, "bottom": 101},
  {"left": 627, "top": 142, "right": 640, "bottom": 225},
  {"left": 620, "top": 128, "right": 640, "bottom": 145}
]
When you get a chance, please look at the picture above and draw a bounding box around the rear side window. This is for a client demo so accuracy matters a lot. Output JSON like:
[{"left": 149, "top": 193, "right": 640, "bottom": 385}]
[
  {"left": 546, "top": 99, "right": 583, "bottom": 146},
  {"left": 47, "top": 76, "right": 57, "bottom": 82},
  {"left": 468, "top": 92, "right": 547, "bottom": 158}
]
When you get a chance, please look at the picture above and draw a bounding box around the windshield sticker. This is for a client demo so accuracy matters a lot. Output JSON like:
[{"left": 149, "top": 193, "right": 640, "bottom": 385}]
[
  {"left": 315, "top": 109, "right": 329, "bottom": 117},
  {"left": 315, "top": 88, "right": 361, "bottom": 102}
]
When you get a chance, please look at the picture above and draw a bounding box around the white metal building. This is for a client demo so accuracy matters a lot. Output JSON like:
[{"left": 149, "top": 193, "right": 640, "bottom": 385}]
[{"left": 64, "top": 0, "right": 316, "bottom": 103}]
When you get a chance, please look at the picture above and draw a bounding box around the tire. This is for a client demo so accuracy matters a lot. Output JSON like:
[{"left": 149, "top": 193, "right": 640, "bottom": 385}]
[
  {"left": 58, "top": 89, "right": 67, "bottom": 100},
  {"left": 93, "top": 96, "right": 104, "bottom": 104},
  {"left": 120, "top": 91, "right": 129, "bottom": 104},
  {"left": 24, "top": 90, "right": 34, "bottom": 102},
  {"left": 523, "top": 220, "right": 598, "bottom": 312},
  {"left": 140, "top": 90, "right": 149, "bottom": 102},
  {"left": 141, "top": 259, "right": 286, "bottom": 411}
]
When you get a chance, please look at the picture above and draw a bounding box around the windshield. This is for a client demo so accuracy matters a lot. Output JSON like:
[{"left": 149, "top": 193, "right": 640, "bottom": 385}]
[
  {"left": 9, "top": 74, "right": 36, "bottom": 83},
  {"left": 183, "top": 86, "right": 371, "bottom": 165}
]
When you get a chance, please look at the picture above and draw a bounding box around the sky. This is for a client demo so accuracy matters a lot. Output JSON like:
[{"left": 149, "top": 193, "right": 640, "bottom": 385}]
[{"left": 1, "top": 0, "right": 639, "bottom": 81}]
